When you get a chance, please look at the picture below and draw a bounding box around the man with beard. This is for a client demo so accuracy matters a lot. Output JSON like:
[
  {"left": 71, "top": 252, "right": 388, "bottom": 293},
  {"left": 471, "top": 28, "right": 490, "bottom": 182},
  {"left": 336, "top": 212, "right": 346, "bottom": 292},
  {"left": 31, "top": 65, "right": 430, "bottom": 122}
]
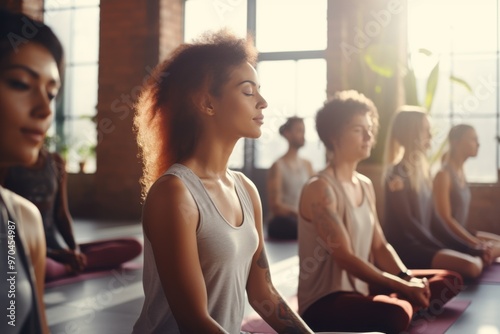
[{"left": 267, "top": 117, "right": 314, "bottom": 240}]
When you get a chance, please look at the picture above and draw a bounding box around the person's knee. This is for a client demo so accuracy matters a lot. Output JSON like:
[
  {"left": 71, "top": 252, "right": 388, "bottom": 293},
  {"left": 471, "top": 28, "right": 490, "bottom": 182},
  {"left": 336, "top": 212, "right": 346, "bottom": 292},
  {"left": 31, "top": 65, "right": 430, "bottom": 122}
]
[
  {"left": 382, "top": 302, "right": 412, "bottom": 333},
  {"left": 463, "top": 258, "right": 482, "bottom": 279}
]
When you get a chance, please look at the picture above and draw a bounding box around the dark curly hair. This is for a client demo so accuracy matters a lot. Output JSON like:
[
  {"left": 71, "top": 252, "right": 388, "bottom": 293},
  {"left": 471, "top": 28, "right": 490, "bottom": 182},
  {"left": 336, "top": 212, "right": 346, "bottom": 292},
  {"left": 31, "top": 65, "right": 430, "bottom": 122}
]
[
  {"left": 316, "top": 90, "right": 379, "bottom": 152},
  {"left": 134, "top": 29, "right": 257, "bottom": 199}
]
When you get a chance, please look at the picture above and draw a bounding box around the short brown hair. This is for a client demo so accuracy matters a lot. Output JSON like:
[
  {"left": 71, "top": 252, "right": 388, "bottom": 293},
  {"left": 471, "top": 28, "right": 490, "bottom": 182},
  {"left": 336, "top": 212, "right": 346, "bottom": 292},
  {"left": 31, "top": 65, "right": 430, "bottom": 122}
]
[{"left": 316, "top": 90, "right": 379, "bottom": 151}]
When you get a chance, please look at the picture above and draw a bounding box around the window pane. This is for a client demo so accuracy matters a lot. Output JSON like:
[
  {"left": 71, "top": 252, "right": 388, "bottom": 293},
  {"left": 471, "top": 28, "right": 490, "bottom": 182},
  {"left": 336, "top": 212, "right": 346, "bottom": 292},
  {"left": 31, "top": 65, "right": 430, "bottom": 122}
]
[
  {"left": 408, "top": 0, "right": 497, "bottom": 54},
  {"left": 451, "top": 54, "right": 497, "bottom": 118},
  {"left": 462, "top": 117, "right": 498, "bottom": 183},
  {"left": 44, "top": 0, "right": 71, "bottom": 10},
  {"left": 256, "top": 0, "right": 327, "bottom": 52},
  {"left": 71, "top": 64, "right": 98, "bottom": 117},
  {"left": 449, "top": 1, "right": 497, "bottom": 54},
  {"left": 228, "top": 138, "right": 244, "bottom": 169},
  {"left": 64, "top": 119, "right": 97, "bottom": 174},
  {"left": 44, "top": 9, "right": 72, "bottom": 61},
  {"left": 296, "top": 59, "right": 327, "bottom": 118},
  {"left": 75, "top": 0, "right": 100, "bottom": 7},
  {"left": 45, "top": 0, "right": 99, "bottom": 9},
  {"left": 73, "top": 7, "right": 100, "bottom": 63},
  {"left": 184, "top": 0, "right": 247, "bottom": 41},
  {"left": 256, "top": 60, "right": 298, "bottom": 169},
  {"left": 302, "top": 118, "right": 326, "bottom": 172}
]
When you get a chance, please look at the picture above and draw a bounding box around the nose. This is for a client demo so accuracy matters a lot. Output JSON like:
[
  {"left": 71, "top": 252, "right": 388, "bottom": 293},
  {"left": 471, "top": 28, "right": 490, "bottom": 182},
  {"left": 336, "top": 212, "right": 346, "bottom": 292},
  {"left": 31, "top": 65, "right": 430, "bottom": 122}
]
[
  {"left": 258, "top": 93, "right": 268, "bottom": 110},
  {"left": 363, "top": 129, "right": 372, "bottom": 141},
  {"left": 32, "top": 88, "right": 53, "bottom": 120}
]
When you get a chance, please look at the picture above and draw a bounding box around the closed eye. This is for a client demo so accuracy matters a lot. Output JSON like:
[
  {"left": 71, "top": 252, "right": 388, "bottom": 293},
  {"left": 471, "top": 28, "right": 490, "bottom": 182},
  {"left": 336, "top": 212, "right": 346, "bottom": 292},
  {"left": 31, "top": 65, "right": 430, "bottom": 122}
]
[{"left": 8, "top": 79, "right": 30, "bottom": 90}]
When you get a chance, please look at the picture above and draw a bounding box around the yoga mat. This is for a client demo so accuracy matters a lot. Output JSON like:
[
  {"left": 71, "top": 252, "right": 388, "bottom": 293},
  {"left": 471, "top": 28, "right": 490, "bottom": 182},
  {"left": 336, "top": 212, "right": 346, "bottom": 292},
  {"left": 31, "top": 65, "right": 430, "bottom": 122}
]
[
  {"left": 407, "top": 299, "right": 471, "bottom": 334},
  {"left": 241, "top": 296, "right": 382, "bottom": 334},
  {"left": 476, "top": 262, "right": 500, "bottom": 284},
  {"left": 241, "top": 296, "right": 297, "bottom": 334},
  {"left": 242, "top": 297, "right": 469, "bottom": 334},
  {"left": 45, "top": 261, "right": 142, "bottom": 289}
]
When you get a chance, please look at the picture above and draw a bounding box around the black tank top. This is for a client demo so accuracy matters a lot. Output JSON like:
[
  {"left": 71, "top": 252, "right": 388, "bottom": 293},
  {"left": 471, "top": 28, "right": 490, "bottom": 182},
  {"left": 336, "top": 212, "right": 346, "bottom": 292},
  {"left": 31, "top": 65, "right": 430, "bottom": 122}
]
[{"left": 4, "top": 152, "right": 63, "bottom": 250}]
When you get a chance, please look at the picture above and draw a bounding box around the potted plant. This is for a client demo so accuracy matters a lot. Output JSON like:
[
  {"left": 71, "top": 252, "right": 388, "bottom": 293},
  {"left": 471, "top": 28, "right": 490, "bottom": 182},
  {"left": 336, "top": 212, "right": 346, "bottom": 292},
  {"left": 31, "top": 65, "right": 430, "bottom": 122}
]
[{"left": 76, "top": 143, "right": 96, "bottom": 173}]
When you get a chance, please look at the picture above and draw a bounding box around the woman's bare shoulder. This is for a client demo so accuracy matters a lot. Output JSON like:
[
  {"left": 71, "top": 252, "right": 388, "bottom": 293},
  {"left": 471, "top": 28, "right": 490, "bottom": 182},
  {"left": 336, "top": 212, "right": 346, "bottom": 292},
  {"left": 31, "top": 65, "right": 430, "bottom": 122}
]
[{"left": 3, "top": 189, "right": 41, "bottom": 225}]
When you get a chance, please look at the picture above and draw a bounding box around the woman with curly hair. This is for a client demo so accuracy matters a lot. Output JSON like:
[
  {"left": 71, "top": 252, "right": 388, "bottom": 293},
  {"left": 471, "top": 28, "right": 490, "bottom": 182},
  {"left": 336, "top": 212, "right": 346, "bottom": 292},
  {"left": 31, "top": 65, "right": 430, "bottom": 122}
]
[{"left": 132, "top": 30, "right": 313, "bottom": 334}]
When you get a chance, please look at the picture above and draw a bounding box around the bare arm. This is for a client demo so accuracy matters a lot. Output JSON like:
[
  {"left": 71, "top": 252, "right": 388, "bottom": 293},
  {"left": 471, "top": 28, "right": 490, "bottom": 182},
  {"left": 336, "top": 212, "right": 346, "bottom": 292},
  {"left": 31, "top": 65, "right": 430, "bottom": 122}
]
[
  {"left": 16, "top": 197, "right": 49, "bottom": 334},
  {"left": 239, "top": 173, "right": 313, "bottom": 334},
  {"left": 433, "top": 170, "right": 480, "bottom": 246},
  {"left": 52, "top": 153, "right": 78, "bottom": 250},
  {"left": 301, "top": 178, "right": 429, "bottom": 308},
  {"left": 143, "top": 175, "right": 228, "bottom": 333},
  {"left": 304, "top": 160, "right": 314, "bottom": 177},
  {"left": 267, "top": 162, "right": 297, "bottom": 217}
]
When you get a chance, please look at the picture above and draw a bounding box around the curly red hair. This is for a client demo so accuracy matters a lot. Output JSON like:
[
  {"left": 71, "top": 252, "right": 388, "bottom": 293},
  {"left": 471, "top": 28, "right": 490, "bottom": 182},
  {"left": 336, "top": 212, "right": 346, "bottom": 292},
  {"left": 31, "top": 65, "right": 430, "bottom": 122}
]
[{"left": 134, "top": 29, "right": 257, "bottom": 199}]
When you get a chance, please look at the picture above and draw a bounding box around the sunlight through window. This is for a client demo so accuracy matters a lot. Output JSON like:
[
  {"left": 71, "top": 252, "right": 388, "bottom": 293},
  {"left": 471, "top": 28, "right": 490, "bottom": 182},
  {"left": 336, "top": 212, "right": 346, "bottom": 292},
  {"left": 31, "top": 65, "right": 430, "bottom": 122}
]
[{"left": 408, "top": 0, "right": 499, "bottom": 183}]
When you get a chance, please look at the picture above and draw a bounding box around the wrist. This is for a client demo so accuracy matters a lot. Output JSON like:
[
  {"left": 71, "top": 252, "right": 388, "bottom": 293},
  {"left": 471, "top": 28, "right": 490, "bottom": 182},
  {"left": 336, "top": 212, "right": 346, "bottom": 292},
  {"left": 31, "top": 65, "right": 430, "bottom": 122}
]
[{"left": 397, "top": 270, "right": 413, "bottom": 280}]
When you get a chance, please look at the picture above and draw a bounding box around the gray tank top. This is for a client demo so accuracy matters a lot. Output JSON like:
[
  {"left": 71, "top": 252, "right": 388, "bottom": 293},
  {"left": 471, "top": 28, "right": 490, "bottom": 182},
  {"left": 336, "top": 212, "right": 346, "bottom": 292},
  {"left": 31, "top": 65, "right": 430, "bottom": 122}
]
[
  {"left": 133, "top": 164, "right": 259, "bottom": 334},
  {"left": 0, "top": 187, "right": 41, "bottom": 334},
  {"left": 444, "top": 165, "right": 471, "bottom": 227},
  {"left": 278, "top": 159, "right": 310, "bottom": 209}
]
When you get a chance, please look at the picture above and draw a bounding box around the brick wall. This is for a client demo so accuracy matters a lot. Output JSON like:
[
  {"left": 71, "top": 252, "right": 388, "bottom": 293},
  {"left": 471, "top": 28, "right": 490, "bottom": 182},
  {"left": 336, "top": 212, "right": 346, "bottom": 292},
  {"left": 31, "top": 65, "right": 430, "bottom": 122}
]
[
  {"left": 468, "top": 184, "right": 500, "bottom": 235},
  {"left": 89, "top": 0, "right": 183, "bottom": 220}
]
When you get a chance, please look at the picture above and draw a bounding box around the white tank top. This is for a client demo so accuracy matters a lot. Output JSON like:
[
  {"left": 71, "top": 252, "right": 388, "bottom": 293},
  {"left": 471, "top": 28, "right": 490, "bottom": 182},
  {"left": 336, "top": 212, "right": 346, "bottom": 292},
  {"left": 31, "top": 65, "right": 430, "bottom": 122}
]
[{"left": 133, "top": 164, "right": 259, "bottom": 333}]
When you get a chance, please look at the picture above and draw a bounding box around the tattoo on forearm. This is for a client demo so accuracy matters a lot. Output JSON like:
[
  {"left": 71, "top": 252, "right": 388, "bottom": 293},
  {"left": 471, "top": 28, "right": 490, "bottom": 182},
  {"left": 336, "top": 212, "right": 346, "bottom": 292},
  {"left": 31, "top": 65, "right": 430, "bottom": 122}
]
[{"left": 275, "top": 295, "right": 307, "bottom": 334}]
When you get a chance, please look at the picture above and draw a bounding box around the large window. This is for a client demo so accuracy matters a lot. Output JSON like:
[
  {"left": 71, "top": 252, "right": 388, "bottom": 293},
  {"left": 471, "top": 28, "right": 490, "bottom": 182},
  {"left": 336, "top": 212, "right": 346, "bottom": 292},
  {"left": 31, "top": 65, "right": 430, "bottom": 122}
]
[
  {"left": 184, "top": 0, "right": 328, "bottom": 171},
  {"left": 44, "top": 0, "right": 100, "bottom": 173},
  {"left": 408, "top": 0, "right": 499, "bottom": 183}
]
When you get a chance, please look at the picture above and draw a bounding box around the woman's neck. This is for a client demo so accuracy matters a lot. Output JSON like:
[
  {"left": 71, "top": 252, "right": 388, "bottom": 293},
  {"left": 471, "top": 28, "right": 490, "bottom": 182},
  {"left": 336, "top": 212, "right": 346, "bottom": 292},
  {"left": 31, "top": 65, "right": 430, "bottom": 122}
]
[
  {"left": 448, "top": 152, "right": 466, "bottom": 171},
  {"left": 183, "top": 136, "right": 235, "bottom": 180},
  {"left": 329, "top": 160, "right": 357, "bottom": 183}
]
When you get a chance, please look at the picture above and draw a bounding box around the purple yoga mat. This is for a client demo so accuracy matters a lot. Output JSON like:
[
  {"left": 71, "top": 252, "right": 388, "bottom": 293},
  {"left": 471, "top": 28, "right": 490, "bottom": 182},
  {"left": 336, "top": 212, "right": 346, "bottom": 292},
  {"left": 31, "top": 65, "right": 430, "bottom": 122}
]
[
  {"left": 241, "top": 298, "right": 470, "bottom": 334},
  {"left": 407, "top": 299, "right": 471, "bottom": 334},
  {"left": 476, "top": 261, "right": 500, "bottom": 284},
  {"left": 45, "top": 261, "right": 142, "bottom": 289},
  {"left": 241, "top": 296, "right": 298, "bottom": 334}
]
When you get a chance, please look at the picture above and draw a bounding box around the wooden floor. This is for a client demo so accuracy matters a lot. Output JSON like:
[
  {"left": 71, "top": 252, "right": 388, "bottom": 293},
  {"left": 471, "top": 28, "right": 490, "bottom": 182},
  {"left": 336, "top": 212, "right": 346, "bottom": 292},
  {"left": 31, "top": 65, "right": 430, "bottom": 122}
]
[{"left": 44, "top": 219, "right": 500, "bottom": 334}]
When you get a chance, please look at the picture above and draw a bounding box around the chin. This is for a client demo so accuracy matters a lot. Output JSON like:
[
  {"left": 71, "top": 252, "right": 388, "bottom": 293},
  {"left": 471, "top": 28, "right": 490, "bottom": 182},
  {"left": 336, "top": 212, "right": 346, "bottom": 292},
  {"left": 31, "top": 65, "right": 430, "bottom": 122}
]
[
  {"left": 247, "top": 130, "right": 262, "bottom": 139},
  {"left": 18, "top": 148, "right": 40, "bottom": 166}
]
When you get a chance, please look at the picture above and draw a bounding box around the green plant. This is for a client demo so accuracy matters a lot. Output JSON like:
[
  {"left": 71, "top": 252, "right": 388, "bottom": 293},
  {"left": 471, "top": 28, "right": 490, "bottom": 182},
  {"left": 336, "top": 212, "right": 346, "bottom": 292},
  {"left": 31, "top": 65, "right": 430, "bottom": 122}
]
[
  {"left": 348, "top": 45, "right": 472, "bottom": 165},
  {"left": 403, "top": 48, "right": 472, "bottom": 164},
  {"left": 76, "top": 143, "right": 96, "bottom": 162}
]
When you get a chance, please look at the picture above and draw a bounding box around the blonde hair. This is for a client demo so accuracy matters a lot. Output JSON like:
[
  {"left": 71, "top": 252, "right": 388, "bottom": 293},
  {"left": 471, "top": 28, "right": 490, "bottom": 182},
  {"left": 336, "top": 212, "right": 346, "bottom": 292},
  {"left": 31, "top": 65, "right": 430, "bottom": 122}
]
[{"left": 383, "top": 106, "right": 430, "bottom": 191}]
